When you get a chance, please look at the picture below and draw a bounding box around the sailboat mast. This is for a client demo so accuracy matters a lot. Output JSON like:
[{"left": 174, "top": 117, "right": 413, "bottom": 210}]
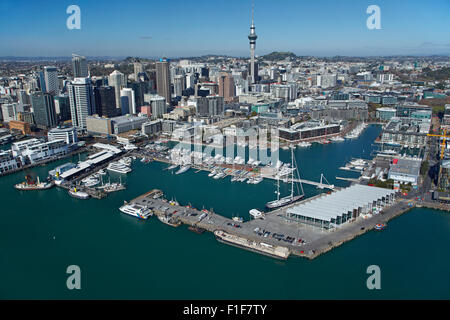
[
  {"left": 290, "top": 147, "right": 294, "bottom": 197},
  {"left": 277, "top": 174, "right": 280, "bottom": 201}
]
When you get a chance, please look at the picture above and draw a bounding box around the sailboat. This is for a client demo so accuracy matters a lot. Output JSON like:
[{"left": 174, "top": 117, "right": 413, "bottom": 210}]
[{"left": 266, "top": 146, "right": 305, "bottom": 209}]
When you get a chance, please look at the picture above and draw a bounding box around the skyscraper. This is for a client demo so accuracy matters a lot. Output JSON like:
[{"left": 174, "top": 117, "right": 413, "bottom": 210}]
[
  {"left": 173, "top": 75, "right": 186, "bottom": 97},
  {"left": 54, "top": 94, "right": 72, "bottom": 122},
  {"left": 120, "top": 88, "right": 136, "bottom": 115},
  {"left": 44, "top": 66, "right": 59, "bottom": 95},
  {"left": 156, "top": 58, "right": 171, "bottom": 105},
  {"left": 72, "top": 54, "right": 88, "bottom": 77},
  {"left": 31, "top": 91, "right": 57, "bottom": 129},
  {"left": 93, "top": 86, "right": 117, "bottom": 118},
  {"left": 218, "top": 72, "right": 236, "bottom": 102},
  {"left": 108, "top": 70, "right": 127, "bottom": 112},
  {"left": 67, "top": 78, "right": 96, "bottom": 129},
  {"left": 248, "top": 0, "right": 258, "bottom": 84}
]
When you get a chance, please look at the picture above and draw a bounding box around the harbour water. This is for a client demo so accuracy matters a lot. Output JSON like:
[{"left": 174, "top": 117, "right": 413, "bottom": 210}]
[{"left": 1, "top": 125, "right": 449, "bottom": 299}]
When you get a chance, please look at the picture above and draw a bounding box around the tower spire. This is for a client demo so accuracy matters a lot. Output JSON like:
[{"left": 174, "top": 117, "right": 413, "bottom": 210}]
[{"left": 248, "top": 0, "right": 257, "bottom": 84}]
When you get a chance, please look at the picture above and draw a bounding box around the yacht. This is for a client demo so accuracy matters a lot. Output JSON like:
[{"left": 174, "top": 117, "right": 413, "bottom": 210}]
[
  {"left": 107, "top": 162, "right": 132, "bottom": 174},
  {"left": 297, "top": 141, "right": 312, "bottom": 148},
  {"left": 266, "top": 146, "right": 305, "bottom": 210},
  {"left": 175, "top": 165, "right": 190, "bottom": 175},
  {"left": 214, "top": 172, "right": 225, "bottom": 179},
  {"left": 119, "top": 203, "right": 152, "bottom": 220},
  {"left": 330, "top": 136, "right": 345, "bottom": 142}
]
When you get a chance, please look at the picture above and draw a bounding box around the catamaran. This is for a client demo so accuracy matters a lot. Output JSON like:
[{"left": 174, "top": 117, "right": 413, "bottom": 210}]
[{"left": 266, "top": 147, "right": 304, "bottom": 209}]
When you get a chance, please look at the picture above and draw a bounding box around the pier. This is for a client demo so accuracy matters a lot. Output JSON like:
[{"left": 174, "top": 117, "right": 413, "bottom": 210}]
[{"left": 120, "top": 185, "right": 418, "bottom": 260}]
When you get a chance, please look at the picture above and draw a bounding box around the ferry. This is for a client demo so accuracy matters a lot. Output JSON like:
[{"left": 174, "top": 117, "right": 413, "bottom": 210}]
[
  {"left": 14, "top": 175, "right": 54, "bottom": 191},
  {"left": 107, "top": 162, "right": 132, "bottom": 174},
  {"left": 68, "top": 188, "right": 90, "bottom": 200},
  {"left": 119, "top": 203, "right": 152, "bottom": 220}
]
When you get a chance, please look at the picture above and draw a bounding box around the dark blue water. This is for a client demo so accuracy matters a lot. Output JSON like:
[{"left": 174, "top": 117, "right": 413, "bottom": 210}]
[{"left": 1, "top": 125, "right": 449, "bottom": 299}]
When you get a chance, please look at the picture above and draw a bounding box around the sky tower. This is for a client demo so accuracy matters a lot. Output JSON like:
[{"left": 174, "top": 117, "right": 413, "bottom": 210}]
[{"left": 248, "top": 0, "right": 258, "bottom": 84}]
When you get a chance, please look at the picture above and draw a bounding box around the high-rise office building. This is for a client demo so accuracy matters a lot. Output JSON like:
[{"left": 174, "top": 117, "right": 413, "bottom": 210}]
[
  {"left": 72, "top": 54, "right": 88, "bottom": 77},
  {"left": 218, "top": 72, "right": 236, "bottom": 102},
  {"left": 31, "top": 91, "right": 57, "bottom": 128},
  {"left": 173, "top": 75, "right": 186, "bottom": 97},
  {"left": 156, "top": 58, "right": 171, "bottom": 104},
  {"left": 93, "top": 86, "right": 117, "bottom": 118},
  {"left": 54, "top": 94, "right": 72, "bottom": 122},
  {"left": 67, "top": 78, "right": 96, "bottom": 129},
  {"left": 108, "top": 70, "right": 127, "bottom": 112},
  {"left": 147, "top": 95, "right": 167, "bottom": 119},
  {"left": 120, "top": 88, "right": 136, "bottom": 115},
  {"left": 44, "top": 66, "right": 59, "bottom": 95},
  {"left": 37, "top": 71, "right": 46, "bottom": 92}
]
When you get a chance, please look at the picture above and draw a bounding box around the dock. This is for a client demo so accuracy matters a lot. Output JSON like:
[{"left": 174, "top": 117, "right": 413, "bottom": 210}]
[{"left": 119, "top": 187, "right": 430, "bottom": 260}]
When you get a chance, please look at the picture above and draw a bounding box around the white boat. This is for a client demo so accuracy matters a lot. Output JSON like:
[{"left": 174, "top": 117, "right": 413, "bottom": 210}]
[
  {"left": 175, "top": 165, "right": 190, "bottom": 175},
  {"left": 119, "top": 203, "right": 152, "bottom": 220},
  {"left": 107, "top": 162, "right": 132, "bottom": 174},
  {"left": 68, "top": 188, "right": 90, "bottom": 200},
  {"left": 123, "top": 144, "right": 137, "bottom": 151},
  {"left": 119, "top": 157, "right": 132, "bottom": 166},
  {"left": 82, "top": 177, "right": 100, "bottom": 188},
  {"left": 213, "top": 172, "right": 225, "bottom": 179},
  {"left": 167, "top": 164, "right": 178, "bottom": 170},
  {"left": 249, "top": 209, "right": 264, "bottom": 219},
  {"left": 297, "top": 141, "right": 312, "bottom": 148},
  {"left": 330, "top": 136, "right": 345, "bottom": 142},
  {"left": 98, "top": 169, "right": 107, "bottom": 176}
]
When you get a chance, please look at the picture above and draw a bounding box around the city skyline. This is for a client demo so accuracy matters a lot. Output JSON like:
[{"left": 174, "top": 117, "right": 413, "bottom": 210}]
[{"left": 1, "top": 0, "right": 449, "bottom": 58}]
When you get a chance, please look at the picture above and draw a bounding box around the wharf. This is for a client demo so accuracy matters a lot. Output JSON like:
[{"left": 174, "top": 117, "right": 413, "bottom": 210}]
[
  {"left": 123, "top": 188, "right": 423, "bottom": 261},
  {"left": 0, "top": 147, "right": 87, "bottom": 178}
]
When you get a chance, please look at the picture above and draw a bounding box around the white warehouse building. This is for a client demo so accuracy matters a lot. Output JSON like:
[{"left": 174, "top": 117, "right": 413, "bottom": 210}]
[{"left": 286, "top": 184, "right": 396, "bottom": 229}]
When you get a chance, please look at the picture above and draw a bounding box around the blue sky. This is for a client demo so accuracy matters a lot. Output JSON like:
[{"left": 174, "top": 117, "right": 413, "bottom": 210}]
[{"left": 0, "top": 0, "right": 449, "bottom": 57}]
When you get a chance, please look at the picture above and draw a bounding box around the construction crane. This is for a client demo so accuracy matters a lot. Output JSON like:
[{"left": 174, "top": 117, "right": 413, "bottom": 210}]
[{"left": 427, "top": 128, "right": 450, "bottom": 160}]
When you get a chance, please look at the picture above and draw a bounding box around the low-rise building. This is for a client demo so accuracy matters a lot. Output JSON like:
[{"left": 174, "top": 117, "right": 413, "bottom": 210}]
[
  {"left": 388, "top": 157, "right": 422, "bottom": 185},
  {"left": 11, "top": 138, "right": 70, "bottom": 164},
  {"left": 0, "top": 150, "right": 20, "bottom": 174},
  {"left": 48, "top": 127, "right": 78, "bottom": 144}
]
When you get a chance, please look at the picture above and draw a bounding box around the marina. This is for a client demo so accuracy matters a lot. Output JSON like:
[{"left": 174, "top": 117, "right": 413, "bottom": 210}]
[{"left": 2, "top": 124, "right": 449, "bottom": 298}]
